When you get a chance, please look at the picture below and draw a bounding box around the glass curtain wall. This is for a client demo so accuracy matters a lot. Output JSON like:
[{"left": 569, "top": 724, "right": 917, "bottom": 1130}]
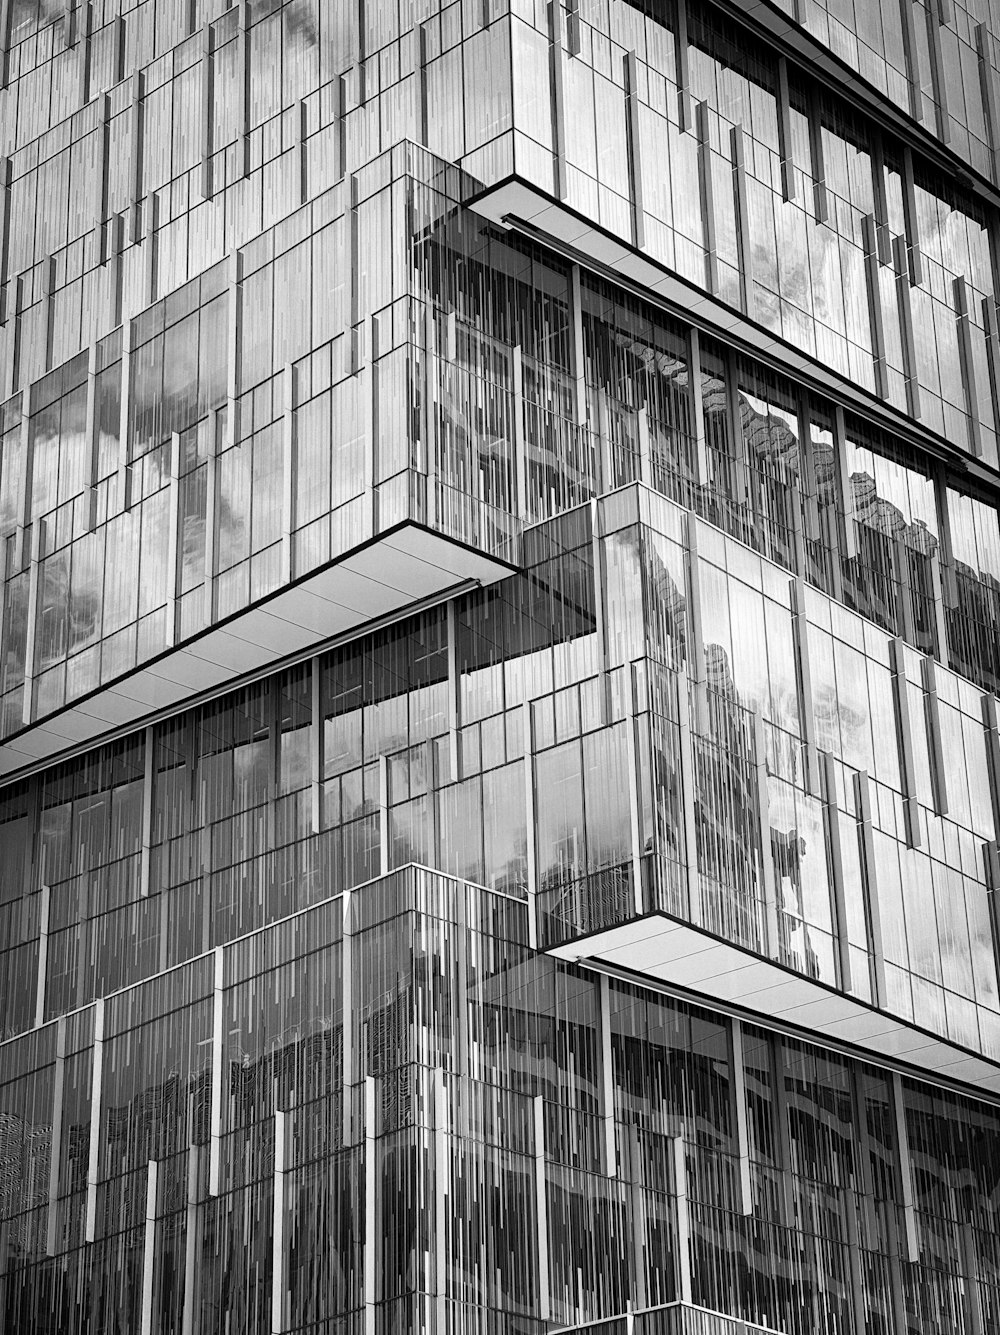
[
  {"left": 2, "top": 489, "right": 999, "bottom": 1063},
  {"left": 0, "top": 864, "right": 998, "bottom": 1334}
]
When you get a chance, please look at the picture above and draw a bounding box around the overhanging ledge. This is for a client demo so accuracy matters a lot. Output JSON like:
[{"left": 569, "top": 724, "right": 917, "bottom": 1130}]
[
  {"left": 0, "top": 522, "right": 514, "bottom": 781},
  {"left": 467, "top": 175, "right": 1000, "bottom": 495},
  {"left": 548, "top": 914, "right": 1000, "bottom": 1100}
]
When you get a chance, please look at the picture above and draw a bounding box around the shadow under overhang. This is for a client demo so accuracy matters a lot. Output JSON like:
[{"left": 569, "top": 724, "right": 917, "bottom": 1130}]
[
  {"left": 0, "top": 522, "right": 514, "bottom": 780},
  {"left": 548, "top": 914, "right": 1000, "bottom": 1099},
  {"left": 467, "top": 175, "right": 999, "bottom": 493}
]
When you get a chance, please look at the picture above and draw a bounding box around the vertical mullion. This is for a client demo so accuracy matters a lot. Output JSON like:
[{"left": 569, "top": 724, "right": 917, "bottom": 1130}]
[
  {"left": 15, "top": 380, "right": 33, "bottom": 569},
  {"left": 378, "top": 753, "right": 389, "bottom": 873},
  {"left": 238, "top": 0, "right": 251, "bottom": 179},
  {"left": 807, "top": 88, "right": 828, "bottom": 224},
  {"left": 776, "top": 56, "right": 795, "bottom": 201},
  {"left": 181, "top": 1146, "right": 200, "bottom": 1335},
  {"left": 10, "top": 270, "right": 24, "bottom": 396},
  {"left": 200, "top": 23, "right": 213, "bottom": 199},
  {"left": 145, "top": 190, "right": 159, "bottom": 300},
  {"left": 689, "top": 328, "right": 708, "bottom": 485},
  {"left": 310, "top": 656, "right": 323, "bottom": 834},
  {"left": 753, "top": 706, "right": 778, "bottom": 959},
  {"left": 348, "top": 175, "right": 360, "bottom": 374},
  {"left": 960, "top": 1223, "right": 986, "bottom": 1335},
  {"left": 295, "top": 96, "right": 307, "bottom": 207},
  {"left": 862, "top": 215, "right": 889, "bottom": 399},
  {"left": 434, "top": 1073, "right": 448, "bottom": 1332},
  {"left": 42, "top": 256, "right": 55, "bottom": 373},
  {"left": 854, "top": 770, "right": 887, "bottom": 1007},
  {"left": 417, "top": 24, "right": 429, "bottom": 147},
  {"left": 982, "top": 295, "right": 1000, "bottom": 448},
  {"left": 342, "top": 891, "right": 354, "bottom": 1145},
  {"left": 569, "top": 263, "right": 587, "bottom": 432},
  {"left": 673, "top": 1134, "right": 692, "bottom": 1303},
  {"left": 281, "top": 362, "right": 295, "bottom": 584},
  {"left": 924, "top": 2, "right": 951, "bottom": 143},
  {"left": 140, "top": 724, "right": 155, "bottom": 897},
  {"left": 726, "top": 347, "right": 749, "bottom": 507},
  {"left": 675, "top": 0, "right": 691, "bottom": 132},
  {"left": 921, "top": 656, "right": 948, "bottom": 816},
  {"left": 140, "top": 1161, "right": 159, "bottom": 1335},
  {"left": 0, "top": 0, "right": 10, "bottom": 90},
  {"left": 337, "top": 70, "right": 349, "bottom": 180},
  {"left": 513, "top": 344, "right": 527, "bottom": 520},
  {"left": 797, "top": 390, "right": 820, "bottom": 543},
  {"left": 46, "top": 1017, "right": 66, "bottom": 1255},
  {"left": 871, "top": 134, "right": 892, "bottom": 264},
  {"left": 982, "top": 694, "right": 1000, "bottom": 838},
  {"left": 695, "top": 101, "right": 717, "bottom": 296},
  {"left": 834, "top": 404, "right": 857, "bottom": 561},
  {"left": 165, "top": 432, "right": 180, "bottom": 646},
  {"left": 731, "top": 125, "right": 754, "bottom": 318},
  {"left": 676, "top": 685, "right": 701, "bottom": 928},
  {"left": 80, "top": 1, "right": 95, "bottom": 103},
  {"left": 34, "top": 883, "right": 50, "bottom": 1028},
  {"left": 524, "top": 705, "right": 538, "bottom": 949},
  {"left": 446, "top": 599, "right": 460, "bottom": 781},
  {"left": 0, "top": 154, "right": 10, "bottom": 326},
  {"left": 770, "top": 1036, "right": 797, "bottom": 1227},
  {"left": 636, "top": 404, "right": 651, "bottom": 486},
  {"left": 21, "top": 517, "right": 43, "bottom": 728},
  {"left": 685, "top": 513, "right": 707, "bottom": 723},
  {"left": 901, "top": 146, "right": 924, "bottom": 286},
  {"left": 93, "top": 95, "right": 111, "bottom": 262},
  {"left": 533, "top": 1094, "right": 550, "bottom": 1321},
  {"left": 626, "top": 666, "right": 644, "bottom": 917},
  {"left": 790, "top": 575, "right": 819, "bottom": 794},
  {"left": 890, "top": 636, "right": 921, "bottom": 848},
  {"left": 899, "top": 0, "right": 923, "bottom": 123},
  {"left": 118, "top": 314, "right": 135, "bottom": 511},
  {"left": 933, "top": 467, "right": 958, "bottom": 612},
  {"left": 85, "top": 999, "right": 105, "bottom": 1242},
  {"left": 363, "top": 1074, "right": 377, "bottom": 1335},
  {"left": 128, "top": 71, "right": 144, "bottom": 245},
  {"left": 892, "top": 235, "right": 921, "bottom": 419},
  {"left": 728, "top": 1018, "right": 753, "bottom": 1216},
  {"left": 822, "top": 750, "right": 853, "bottom": 992},
  {"left": 954, "top": 276, "right": 983, "bottom": 457},
  {"left": 890, "top": 1071, "right": 920, "bottom": 1263},
  {"left": 272, "top": 1110, "right": 287, "bottom": 1335},
  {"left": 892, "top": 528, "right": 916, "bottom": 644},
  {"left": 625, "top": 50, "right": 645, "bottom": 251},
  {"left": 227, "top": 249, "right": 242, "bottom": 447},
  {"left": 977, "top": 24, "right": 1000, "bottom": 186},
  {"left": 597, "top": 973, "right": 617, "bottom": 1177},
  {"left": 209, "top": 946, "right": 224, "bottom": 1195},
  {"left": 203, "top": 407, "right": 219, "bottom": 627},
  {"left": 548, "top": 0, "right": 568, "bottom": 202},
  {"left": 628, "top": 1122, "right": 648, "bottom": 1308}
]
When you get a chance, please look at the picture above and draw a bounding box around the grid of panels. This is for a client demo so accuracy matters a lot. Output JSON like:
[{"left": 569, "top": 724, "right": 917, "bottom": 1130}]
[
  {"left": 0, "top": 863, "right": 998, "bottom": 1333},
  {"left": 2, "top": 494, "right": 999, "bottom": 1067}
]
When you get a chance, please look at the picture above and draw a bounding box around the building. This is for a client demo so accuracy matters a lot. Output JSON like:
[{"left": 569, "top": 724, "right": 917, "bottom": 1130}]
[{"left": 1, "top": 0, "right": 1000, "bottom": 1330}]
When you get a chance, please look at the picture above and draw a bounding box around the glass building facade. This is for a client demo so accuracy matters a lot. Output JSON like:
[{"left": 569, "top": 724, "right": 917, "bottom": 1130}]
[{"left": 2, "top": 0, "right": 1000, "bottom": 1331}]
